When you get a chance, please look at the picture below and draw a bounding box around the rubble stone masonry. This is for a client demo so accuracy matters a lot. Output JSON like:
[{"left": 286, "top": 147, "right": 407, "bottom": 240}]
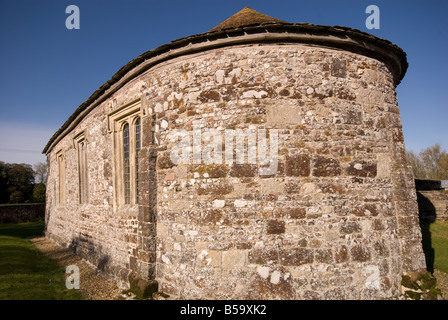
[{"left": 44, "top": 19, "right": 427, "bottom": 299}]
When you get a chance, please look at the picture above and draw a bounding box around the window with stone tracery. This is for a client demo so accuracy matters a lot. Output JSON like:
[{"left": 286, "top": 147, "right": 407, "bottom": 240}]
[{"left": 108, "top": 100, "right": 143, "bottom": 207}]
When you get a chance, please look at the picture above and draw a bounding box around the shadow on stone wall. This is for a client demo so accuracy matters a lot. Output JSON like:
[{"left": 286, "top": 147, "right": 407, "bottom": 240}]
[
  {"left": 69, "top": 234, "right": 111, "bottom": 273},
  {"left": 418, "top": 192, "right": 436, "bottom": 273},
  {"left": 417, "top": 192, "right": 437, "bottom": 223}
]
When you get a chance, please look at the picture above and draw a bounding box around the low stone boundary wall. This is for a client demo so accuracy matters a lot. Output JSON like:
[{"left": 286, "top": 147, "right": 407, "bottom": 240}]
[
  {"left": 417, "top": 190, "right": 448, "bottom": 222},
  {"left": 0, "top": 204, "right": 45, "bottom": 223}
]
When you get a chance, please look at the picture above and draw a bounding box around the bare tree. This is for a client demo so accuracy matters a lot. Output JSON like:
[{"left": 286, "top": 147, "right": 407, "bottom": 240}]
[
  {"left": 407, "top": 144, "right": 448, "bottom": 180},
  {"left": 34, "top": 162, "right": 48, "bottom": 185},
  {"left": 406, "top": 150, "right": 426, "bottom": 179}
]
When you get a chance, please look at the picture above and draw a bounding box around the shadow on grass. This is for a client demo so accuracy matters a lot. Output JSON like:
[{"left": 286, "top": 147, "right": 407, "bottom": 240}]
[
  {"left": 0, "top": 221, "right": 45, "bottom": 238},
  {"left": 420, "top": 221, "right": 435, "bottom": 273},
  {"left": 417, "top": 191, "right": 436, "bottom": 273},
  {"left": 0, "top": 221, "right": 82, "bottom": 300}
]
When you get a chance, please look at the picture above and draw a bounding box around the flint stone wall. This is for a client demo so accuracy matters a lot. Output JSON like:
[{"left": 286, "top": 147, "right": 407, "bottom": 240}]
[
  {"left": 0, "top": 204, "right": 45, "bottom": 224},
  {"left": 45, "top": 42, "right": 426, "bottom": 299}
]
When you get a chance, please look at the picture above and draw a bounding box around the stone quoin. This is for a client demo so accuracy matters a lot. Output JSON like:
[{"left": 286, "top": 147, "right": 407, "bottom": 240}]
[{"left": 43, "top": 7, "right": 427, "bottom": 299}]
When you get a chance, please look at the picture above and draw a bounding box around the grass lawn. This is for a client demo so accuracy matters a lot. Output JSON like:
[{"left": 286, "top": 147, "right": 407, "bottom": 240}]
[
  {"left": 0, "top": 221, "right": 83, "bottom": 300},
  {"left": 420, "top": 221, "right": 448, "bottom": 274}
]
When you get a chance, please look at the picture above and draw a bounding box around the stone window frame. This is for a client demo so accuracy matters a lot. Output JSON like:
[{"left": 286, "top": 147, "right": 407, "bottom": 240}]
[
  {"left": 73, "top": 131, "right": 88, "bottom": 205},
  {"left": 108, "top": 99, "right": 144, "bottom": 208},
  {"left": 56, "top": 149, "right": 66, "bottom": 206}
]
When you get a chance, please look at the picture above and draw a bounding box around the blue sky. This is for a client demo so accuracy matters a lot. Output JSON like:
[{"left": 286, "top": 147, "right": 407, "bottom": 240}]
[{"left": 0, "top": 0, "right": 447, "bottom": 166}]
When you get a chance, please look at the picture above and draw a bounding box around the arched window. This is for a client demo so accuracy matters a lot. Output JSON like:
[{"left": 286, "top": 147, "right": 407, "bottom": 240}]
[
  {"left": 108, "top": 99, "right": 143, "bottom": 207},
  {"left": 135, "top": 117, "right": 141, "bottom": 203},
  {"left": 123, "top": 123, "right": 130, "bottom": 204},
  {"left": 56, "top": 151, "right": 65, "bottom": 205},
  {"left": 74, "top": 132, "right": 88, "bottom": 204}
]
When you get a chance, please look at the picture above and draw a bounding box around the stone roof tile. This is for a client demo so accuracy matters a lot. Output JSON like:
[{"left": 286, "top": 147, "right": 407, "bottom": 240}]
[{"left": 208, "top": 6, "right": 289, "bottom": 32}]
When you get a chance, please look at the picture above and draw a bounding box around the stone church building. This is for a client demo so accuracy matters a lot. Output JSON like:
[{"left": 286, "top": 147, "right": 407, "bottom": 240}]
[{"left": 43, "top": 8, "right": 427, "bottom": 299}]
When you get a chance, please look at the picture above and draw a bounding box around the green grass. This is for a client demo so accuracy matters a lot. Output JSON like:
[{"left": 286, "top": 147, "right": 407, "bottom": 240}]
[
  {"left": 420, "top": 221, "right": 448, "bottom": 274},
  {"left": 0, "top": 221, "right": 45, "bottom": 238},
  {"left": 0, "top": 222, "right": 83, "bottom": 300}
]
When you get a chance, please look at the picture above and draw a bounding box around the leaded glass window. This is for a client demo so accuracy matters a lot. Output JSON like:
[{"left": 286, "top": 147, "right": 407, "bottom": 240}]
[
  {"left": 123, "top": 123, "right": 130, "bottom": 204},
  {"left": 135, "top": 118, "right": 141, "bottom": 203}
]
